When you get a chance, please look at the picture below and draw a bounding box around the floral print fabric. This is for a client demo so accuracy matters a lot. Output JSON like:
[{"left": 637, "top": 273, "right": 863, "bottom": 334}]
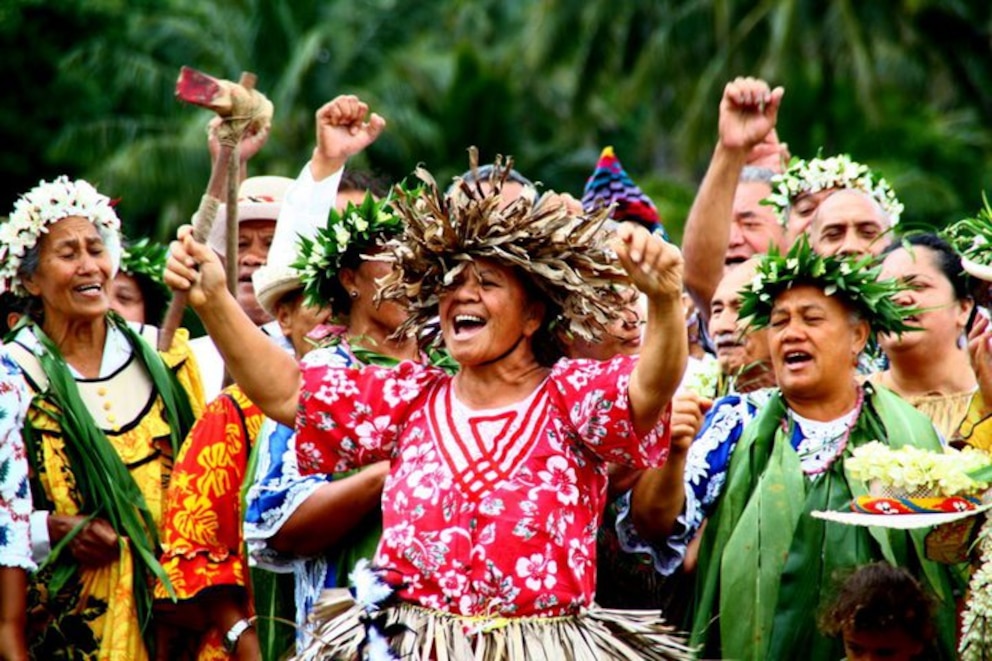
[
  {"left": 13, "top": 326, "right": 204, "bottom": 661},
  {"left": 296, "top": 353, "right": 672, "bottom": 617},
  {"left": 158, "top": 385, "right": 263, "bottom": 600},
  {"left": 0, "top": 351, "right": 32, "bottom": 571},
  {"left": 244, "top": 338, "right": 361, "bottom": 650},
  {"left": 614, "top": 387, "right": 866, "bottom": 577}
]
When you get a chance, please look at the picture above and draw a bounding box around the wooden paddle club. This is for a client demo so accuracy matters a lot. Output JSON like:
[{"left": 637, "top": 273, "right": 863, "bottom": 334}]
[{"left": 158, "top": 66, "right": 273, "bottom": 351}]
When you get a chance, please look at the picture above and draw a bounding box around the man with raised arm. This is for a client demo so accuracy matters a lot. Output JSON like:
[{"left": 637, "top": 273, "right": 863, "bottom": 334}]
[{"left": 682, "top": 77, "right": 786, "bottom": 320}]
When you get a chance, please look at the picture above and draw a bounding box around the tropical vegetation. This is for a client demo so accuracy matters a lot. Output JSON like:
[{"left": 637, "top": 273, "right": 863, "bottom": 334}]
[{"left": 3, "top": 0, "right": 991, "bottom": 242}]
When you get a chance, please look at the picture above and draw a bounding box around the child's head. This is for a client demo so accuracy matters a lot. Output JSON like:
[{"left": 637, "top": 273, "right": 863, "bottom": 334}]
[{"left": 820, "top": 562, "right": 933, "bottom": 661}]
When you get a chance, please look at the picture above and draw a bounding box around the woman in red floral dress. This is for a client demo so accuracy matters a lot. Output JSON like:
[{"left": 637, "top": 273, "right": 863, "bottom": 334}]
[{"left": 165, "top": 153, "right": 693, "bottom": 659}]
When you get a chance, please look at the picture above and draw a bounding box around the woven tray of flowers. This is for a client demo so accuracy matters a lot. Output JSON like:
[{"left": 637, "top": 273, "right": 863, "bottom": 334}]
[{"left": 813, "top": 442, "right": 992, "bottom": 529}]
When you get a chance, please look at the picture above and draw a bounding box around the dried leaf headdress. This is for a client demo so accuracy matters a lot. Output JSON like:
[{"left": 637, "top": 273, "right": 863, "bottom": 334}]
[{"left": 377, "top": 148, "right": 630, "bottom": 348}]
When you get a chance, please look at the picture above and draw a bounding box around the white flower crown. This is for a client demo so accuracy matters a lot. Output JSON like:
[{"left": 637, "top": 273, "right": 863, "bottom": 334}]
[
  {"left": 764, "top": 154, "right": 904, "bottom": 227},
  {"left": 0, "top": 176, "right": 122, "bottom": 296}
]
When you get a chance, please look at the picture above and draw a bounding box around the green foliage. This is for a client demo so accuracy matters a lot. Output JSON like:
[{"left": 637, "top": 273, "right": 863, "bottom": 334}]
[
  {"left": 738, "top": 234, "right": 921, "bottom": 336},
  {"left": 943, "top": 193, "right": 992, "bottom": 266},
  {"left": 294, "top": 191, "right": 402, "bottom": 309},
  {"left": 2, "top": 0, "right": 991, "bottom": 244}
]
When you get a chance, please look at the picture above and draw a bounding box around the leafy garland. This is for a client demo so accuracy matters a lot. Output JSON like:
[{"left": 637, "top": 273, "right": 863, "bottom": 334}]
[
  {"left": 943, "top": 193, "right": 992, "bottom": 267},
  {"left": 763, "top": 153, "right": 904, "bottom": 227},
  {"left": 961, "top": 517, "right": 992, "bottom": 660},
  {"left": 293, "top": 191, "right": 403, "bottom": 309},
  {"left": 121, "top": 237, "right": 168, "bottom": 285},
  {"left": 737, "top": 234, "right": 920, "bottom": 336}
]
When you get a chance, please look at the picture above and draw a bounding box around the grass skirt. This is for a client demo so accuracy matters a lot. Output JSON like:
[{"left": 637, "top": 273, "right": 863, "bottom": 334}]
[{"left": 295, "top": 588, "right": 695, "bottom": 660}]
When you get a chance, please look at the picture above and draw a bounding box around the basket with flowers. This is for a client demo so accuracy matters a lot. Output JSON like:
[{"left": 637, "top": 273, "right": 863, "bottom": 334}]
[{"left": 846, "top": 442, "right": 992, "bottom": 514}]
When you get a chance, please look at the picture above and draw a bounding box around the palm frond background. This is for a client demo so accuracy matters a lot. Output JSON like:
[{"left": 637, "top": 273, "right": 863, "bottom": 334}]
[{"left": 3, "top": 0, "right": 991, "bottom": 243}]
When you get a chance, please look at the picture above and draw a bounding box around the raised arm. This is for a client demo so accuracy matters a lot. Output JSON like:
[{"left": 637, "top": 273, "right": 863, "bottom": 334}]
[
  {"left": 614, "top": 223, "right": 687, "bottom": 436},
  {"left": 163, "top": 95, "right": 389, "bottom": 425},
  {"left": 309, "top": 94, "right": 386, "bottom": 181},
  {"left": 963, "top": 312, "right": 992, "bottom": 449},
  {"left": 682, "top": 77, "right": 783, "bottom": 319},
  {"left": 207, "top": 115, "right": 270, "bottom": 184},
  {"left": 165, "top": 230, "right": 300, "bottom": 425}
]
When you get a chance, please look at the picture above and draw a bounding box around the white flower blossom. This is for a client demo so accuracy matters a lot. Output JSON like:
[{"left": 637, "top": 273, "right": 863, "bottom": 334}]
[
  {"left": 766, "top": 154, "right": 902, "bottom": 228},
  {"left": 847, "top": 442, "right": 991, "bottom": 496},
  {"left": 350, "top": 558, "right": 394, "bottom": 612}
]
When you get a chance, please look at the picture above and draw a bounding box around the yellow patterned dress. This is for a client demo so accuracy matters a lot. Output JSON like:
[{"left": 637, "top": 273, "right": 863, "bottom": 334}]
[{"left": 7, "top": 322, "right": 203, "bottom": 661}]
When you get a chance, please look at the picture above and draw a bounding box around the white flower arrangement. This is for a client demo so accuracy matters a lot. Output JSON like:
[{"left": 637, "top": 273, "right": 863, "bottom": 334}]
[
  {"left": 680, "top": 353, "right": 722, "bottom": 398},
  {"left": 764, "top": 154, "right": 904, "bottom": 228},
  {"left": 961, "top": 517, "right": 992, "bottom": 660},
  {"left": 846, "top": 441, "right": 992, "bottom": 497},
  {"left": 0, "top": 176, "right": 121, "bottom": 296}
]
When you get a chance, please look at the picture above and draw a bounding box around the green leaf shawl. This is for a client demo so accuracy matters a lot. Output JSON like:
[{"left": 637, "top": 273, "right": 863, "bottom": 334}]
[
  {"left": 20, "top": 315, "right": 196, "bottom": 652},
  {"left": 691, "top": 384, "right": 963, "bottom": 661}
]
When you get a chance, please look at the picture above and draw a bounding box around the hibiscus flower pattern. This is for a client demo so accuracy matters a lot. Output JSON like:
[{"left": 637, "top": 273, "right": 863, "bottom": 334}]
[
  {"left": 157, "top": 386, "right": 262, "bottom": 601},
  {"left": 296, "top": 354, "right": 671, "bottom": 617}
]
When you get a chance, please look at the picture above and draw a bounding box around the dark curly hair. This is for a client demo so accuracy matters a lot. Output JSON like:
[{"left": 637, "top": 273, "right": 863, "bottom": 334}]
[{"left": 819, "top": 562, "right": 934, "bottom": 645}]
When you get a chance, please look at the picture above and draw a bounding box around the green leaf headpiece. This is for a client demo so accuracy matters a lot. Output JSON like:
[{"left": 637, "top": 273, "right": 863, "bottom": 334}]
[
  {"left": 738, "top": 235, "right": 919, "bottom": 336},
  {"left": 943, "top": 193, "right": 992, "bottom": 268},
  {"left": 293, "top": 191, "right": 403, "bottom": 309}
]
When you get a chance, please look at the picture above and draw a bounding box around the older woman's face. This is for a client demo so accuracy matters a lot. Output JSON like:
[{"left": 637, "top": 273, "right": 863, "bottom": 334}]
[
  {"left": 768, "top": 285, "right": 867, "bottom": 401},
  {"left": 879, "top": 246, "right": 971, "bottom": 356},
  {"left": 439, "top": 258, "right": 542, "bottom": 367},
  {"left": 22, "top": 216, "right": 113, "bottom": 322}
]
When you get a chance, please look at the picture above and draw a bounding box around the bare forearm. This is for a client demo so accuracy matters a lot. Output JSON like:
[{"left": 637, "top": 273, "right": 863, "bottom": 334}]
[
  {"left": 202, "top": 589, "right": 259, "bottom": 661},
  {"left": 270, "top": 463, "right": 387, "bottom": 556},
  {"left": 309, "top": 148, "right": 347, "bottom": 182},
  {"left": 629, "top": 293, "right": 688, "bottom": 436},
  {"left": 630, "top": 452, "right": 688, "bottom": 544},
  {"left": 0, "top": 568, "right": 27, "bottom": 661},
  {"left": 195, "top": 292, "right": 299, "bottom": 425},
  {"left": 682, "top": 144, "right": 747, "bottom": 317}
]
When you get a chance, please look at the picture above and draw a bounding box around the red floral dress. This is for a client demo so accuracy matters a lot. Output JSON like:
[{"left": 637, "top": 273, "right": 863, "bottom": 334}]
[{"left": 296, "top": 353, "right": 671, "bottom": 618}]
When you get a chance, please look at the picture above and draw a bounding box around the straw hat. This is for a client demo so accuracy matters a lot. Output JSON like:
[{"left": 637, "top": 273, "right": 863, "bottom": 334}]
[
  {"left": 251, "top": 175, "right": 336, "bottom": 316},
  {"left": 208, "top": 175, "right": 294, "bottom": 257}
]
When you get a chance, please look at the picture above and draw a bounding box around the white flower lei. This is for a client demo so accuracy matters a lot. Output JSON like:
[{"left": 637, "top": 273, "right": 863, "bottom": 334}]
[
  {"left": 764, "top": 154, "right": 904, "bottom": 227},
  {"left": 0, "top": 176, "right": 122, "bottom": 296}
]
